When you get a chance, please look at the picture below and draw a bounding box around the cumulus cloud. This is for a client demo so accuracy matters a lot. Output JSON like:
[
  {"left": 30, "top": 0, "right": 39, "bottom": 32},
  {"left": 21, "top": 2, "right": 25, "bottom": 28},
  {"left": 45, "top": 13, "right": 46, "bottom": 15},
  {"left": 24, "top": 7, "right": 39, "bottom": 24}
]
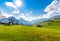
[
  {"left": 18, "top": 0, "right": 60, "bottom": 21},
  {"left": 3, "top": 14, "right": 14, "bottom": 18},
  {"left": 5, "top": 0, "right": 22, "bottom": 8},
  {"left": 44, "top": 0, "right": 60, "bottom": 13},
  {"left": 5, "top": 0, "right": 60, "bottom": 22},
  {"left": 18, "top": 13, "right": 39, "bottom": 21},
  {"left": 6, "top": 2, "right": 16, "bottom": 9},
  {"left": 43, "top": 0, "right": 60, "bottom": 18},
  {"left": 5, "top": 0, "right": 38, "bottom": 21},
  {"left": 5, "top": 0, "right": 22, "bottom": 14}
]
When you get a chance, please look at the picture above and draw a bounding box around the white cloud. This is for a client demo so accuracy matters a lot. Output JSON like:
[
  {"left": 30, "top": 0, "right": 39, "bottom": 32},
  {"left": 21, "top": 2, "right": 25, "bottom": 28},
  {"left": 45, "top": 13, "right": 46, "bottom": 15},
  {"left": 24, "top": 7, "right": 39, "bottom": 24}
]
[
  {"left": 0, "top": 13, "right": 5, "bottom": 19},
  {"left": 23, "top": 17, "right": 38, "bottom": 21},
  {"left": 44, "top": 0, "right": 57, "bottom": 12},
  {"left": 18, "top": 0, "right": 60, "bottom": 21},
  {"left": 3, "top": 14, "right": 14, "bottom": 18},
  {"left": 44, "top": 0, "right": 60, "bottom": 18},
  {"left": 18, "top": 13, "right": 37, "bottom": 21},
  {"left": 12, "top": 9, "right": 20, "bottom": 14},
  {"left": 1, "top": 12, "right": 14, "bottom": 18},
  {"left": 5, "top": 1, "right": 19, "bottom": 14},
  {"left": 5, "top": 2, "right": 16, "bottom": 9},
  {"left": 5, "top": 0, "right": 22, "bottom": 8},
  {"left": 5, "top": 0, "right": 60, "bottom": 22},
  {"left": 42, "top": 11, "right": 54, "bottom": 18},
  {"left": 5, "top": 0, "right": 22, "bottom": 14},
  {"left": 14, "top": 0, "right": 22, "bottom": 7}
]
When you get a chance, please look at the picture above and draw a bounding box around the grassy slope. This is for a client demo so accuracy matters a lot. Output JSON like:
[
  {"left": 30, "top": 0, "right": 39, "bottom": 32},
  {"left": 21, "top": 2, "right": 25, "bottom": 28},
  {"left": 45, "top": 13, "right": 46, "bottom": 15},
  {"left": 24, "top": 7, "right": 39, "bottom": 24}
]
[{"left": 0, "top": 18, "right": 60, "bottom": 41}]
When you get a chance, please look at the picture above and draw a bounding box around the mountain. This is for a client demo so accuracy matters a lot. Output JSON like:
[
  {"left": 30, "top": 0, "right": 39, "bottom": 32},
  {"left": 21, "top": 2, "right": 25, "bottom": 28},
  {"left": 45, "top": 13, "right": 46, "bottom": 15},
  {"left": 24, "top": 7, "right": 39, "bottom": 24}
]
[
  {"left": 0, "top": 14, "right": 60, "bottom": 25},
  {"left": 33, "top": 15, "right": 60, "bottom": 25},
  {"left": 18, "top": 18, "right": 33, "bottom": 25},
  {"left": 47, "top": 15, "right": 60, "bottom": 21},
  {"left": 31, "top": 18, "right": 48, "bottom": 25},
  {"left": 40, "top": 18, "right": 60, "bottom": 26},
  {"left": 8, "top": 16, "right": 19, "bottom": 24},
  {"left": 1, "top": 18, "right": 9, "bottom": 23},
  {"left": 51, "top": 15, "right": 60, "bottom": 19},
  {"left": 0, "top": 16, "right": 18, "bottom": 24},
  {"left": 0, "top": 16, "right": 33, "bottom": 25}
]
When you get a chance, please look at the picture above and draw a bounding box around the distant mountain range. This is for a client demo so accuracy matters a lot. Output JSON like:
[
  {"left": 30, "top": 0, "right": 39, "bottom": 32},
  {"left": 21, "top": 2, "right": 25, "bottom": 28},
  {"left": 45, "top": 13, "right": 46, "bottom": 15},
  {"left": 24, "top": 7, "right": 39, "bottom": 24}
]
[
  {"left": 0, "top": 15, "right": 60, "bottom": 25},
  {"left": 0, "top": 16, "right": 34, "bottom": 25}
]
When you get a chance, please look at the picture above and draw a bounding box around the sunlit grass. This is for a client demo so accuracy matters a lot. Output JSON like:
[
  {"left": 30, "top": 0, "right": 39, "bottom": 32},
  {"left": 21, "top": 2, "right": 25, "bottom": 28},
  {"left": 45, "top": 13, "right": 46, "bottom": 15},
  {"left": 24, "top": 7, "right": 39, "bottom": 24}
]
[{"left": 0, "top": 25, "right": 60, "bottom": 41}]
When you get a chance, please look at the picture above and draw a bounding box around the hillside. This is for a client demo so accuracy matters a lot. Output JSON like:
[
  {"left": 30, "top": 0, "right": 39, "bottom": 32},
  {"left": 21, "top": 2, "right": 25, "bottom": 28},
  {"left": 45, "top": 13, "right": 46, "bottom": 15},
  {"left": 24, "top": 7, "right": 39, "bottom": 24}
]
[
  {"left": 40, "top": 18, "right": 60, "bottom": 26},
  {"left": 0, "top": 18, "right": 60, "bottom": 41}
]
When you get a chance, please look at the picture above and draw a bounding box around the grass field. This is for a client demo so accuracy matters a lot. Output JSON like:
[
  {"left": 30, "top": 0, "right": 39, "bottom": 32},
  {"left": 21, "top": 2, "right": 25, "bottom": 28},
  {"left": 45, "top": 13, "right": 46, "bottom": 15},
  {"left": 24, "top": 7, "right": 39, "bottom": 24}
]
[{"left": 0, "top": 18, "right": 60, "bottom": 41}]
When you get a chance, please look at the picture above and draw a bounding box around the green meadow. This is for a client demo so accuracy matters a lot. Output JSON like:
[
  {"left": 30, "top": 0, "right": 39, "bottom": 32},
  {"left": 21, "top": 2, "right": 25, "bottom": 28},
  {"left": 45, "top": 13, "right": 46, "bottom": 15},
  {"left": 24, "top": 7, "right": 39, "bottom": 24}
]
[{"left": 0, "top": 18, "right": 60, "bottom": 41}]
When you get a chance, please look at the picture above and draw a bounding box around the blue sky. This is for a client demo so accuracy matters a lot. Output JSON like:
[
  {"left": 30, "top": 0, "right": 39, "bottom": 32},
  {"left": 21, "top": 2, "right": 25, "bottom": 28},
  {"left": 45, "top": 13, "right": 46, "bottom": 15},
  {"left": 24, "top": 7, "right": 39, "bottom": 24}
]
[
  {"left": 0, "top": 0, "right": 53, "bottom": 16},
  {"left": 1, "top": 0, "right": 60, "bottom": 21},
  {"left": 23, "top": 0, "right": 53, "bottom": 15}
]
